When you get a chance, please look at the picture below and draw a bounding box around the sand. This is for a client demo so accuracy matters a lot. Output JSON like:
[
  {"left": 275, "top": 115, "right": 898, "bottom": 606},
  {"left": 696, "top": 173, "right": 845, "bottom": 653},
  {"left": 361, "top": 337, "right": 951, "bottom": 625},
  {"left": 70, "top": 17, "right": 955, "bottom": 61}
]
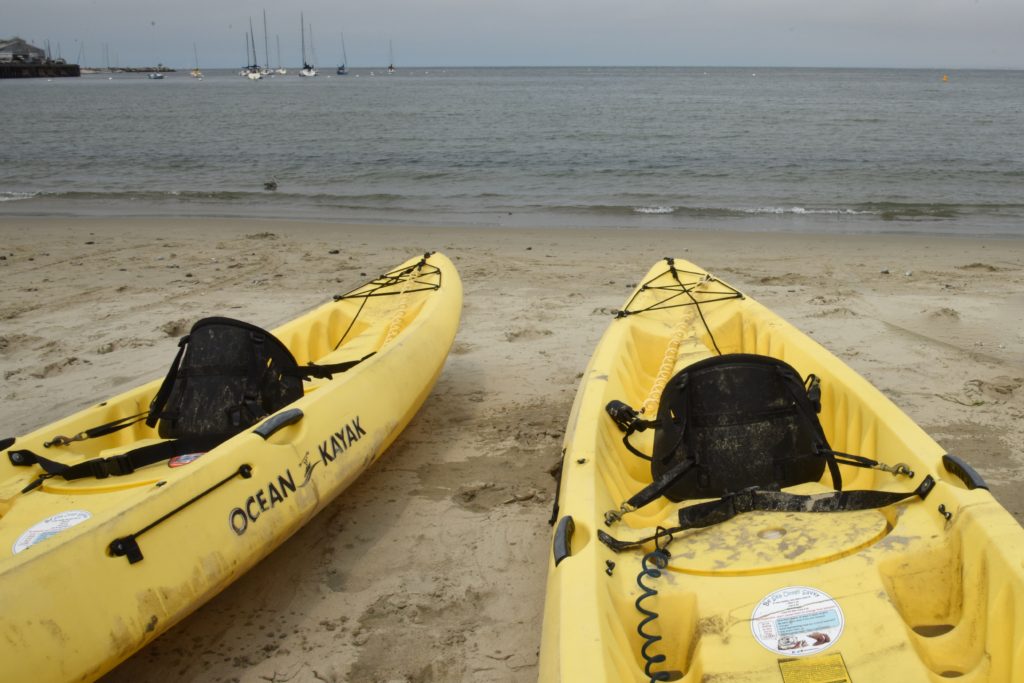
[{"left": 1, "top": 216, "right": 1023, "bottom": 682}]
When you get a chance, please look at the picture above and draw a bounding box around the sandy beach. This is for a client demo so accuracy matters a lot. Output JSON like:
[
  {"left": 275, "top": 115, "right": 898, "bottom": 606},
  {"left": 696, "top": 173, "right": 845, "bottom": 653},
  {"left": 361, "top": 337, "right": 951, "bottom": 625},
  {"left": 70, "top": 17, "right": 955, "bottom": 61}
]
[{"left": 2, "top": 216, "right": 1023, "bottom": 682}]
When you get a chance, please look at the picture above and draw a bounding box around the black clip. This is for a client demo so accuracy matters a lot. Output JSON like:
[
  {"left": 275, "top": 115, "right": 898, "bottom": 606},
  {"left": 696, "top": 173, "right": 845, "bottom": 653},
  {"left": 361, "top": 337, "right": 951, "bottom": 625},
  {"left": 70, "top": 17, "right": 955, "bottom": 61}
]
[
  {"left": 917, "top": 474, "right": 936, "bottom": 500},
  {"left": 605, "top": 400, "right": 640, "bottom": 433},
  {"left": 8, "top": 449, "right": 33, "bottom": 466},
  {"left": 110, "top": 535, "right": 144, "bottom": 564},
  {"left": 90, "top": 455, "right": 134, "bottom": 479}
]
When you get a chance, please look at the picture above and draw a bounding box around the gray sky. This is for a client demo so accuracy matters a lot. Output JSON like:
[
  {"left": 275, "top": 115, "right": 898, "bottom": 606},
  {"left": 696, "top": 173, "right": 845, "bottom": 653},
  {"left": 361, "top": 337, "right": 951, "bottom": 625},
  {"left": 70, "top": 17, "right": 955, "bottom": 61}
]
[{"left": 6, "top": 0, "right": 1023, "bottom": 69}]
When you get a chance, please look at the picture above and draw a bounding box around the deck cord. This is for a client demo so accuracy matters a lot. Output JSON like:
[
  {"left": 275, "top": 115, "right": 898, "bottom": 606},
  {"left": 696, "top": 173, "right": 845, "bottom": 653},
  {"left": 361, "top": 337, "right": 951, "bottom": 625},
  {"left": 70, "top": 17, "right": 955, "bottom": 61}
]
[
  {"left": 627, "top": 258, "right": 741, "bottom": 416},
  {"left": 331, "top": 253, "right": 439, "bottom": 350}
]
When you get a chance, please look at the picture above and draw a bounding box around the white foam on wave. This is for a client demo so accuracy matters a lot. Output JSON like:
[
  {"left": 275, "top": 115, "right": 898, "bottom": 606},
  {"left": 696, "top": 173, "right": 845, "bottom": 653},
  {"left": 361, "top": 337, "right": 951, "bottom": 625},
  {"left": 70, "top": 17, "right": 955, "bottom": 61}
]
[
  {"left": 0, "top": 192, "right": 38, "bottom": 202},
  {"left": 633, "top": 206, "right": 675, "bottom": 214},
  {"left": 743, "top": 206, "right": 874, "bottom": 216}
]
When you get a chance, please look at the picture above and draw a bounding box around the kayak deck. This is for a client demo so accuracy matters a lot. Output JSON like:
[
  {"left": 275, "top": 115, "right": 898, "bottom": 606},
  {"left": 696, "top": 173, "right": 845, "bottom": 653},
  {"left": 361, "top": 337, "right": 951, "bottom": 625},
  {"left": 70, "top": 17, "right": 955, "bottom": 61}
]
[{"left": 541, "top": 259, "right": 1024, "bottom": 682}]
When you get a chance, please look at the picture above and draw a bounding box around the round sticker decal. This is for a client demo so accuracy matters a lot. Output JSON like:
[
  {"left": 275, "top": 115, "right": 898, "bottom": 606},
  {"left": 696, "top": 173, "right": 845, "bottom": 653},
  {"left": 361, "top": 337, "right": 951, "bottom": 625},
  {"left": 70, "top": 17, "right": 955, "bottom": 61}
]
[
  {"left": 750, "top": 586, "right": 844, "bottom": 656},
  {"left": 13, "top": 510, "right": 92, "bottom": 555}
]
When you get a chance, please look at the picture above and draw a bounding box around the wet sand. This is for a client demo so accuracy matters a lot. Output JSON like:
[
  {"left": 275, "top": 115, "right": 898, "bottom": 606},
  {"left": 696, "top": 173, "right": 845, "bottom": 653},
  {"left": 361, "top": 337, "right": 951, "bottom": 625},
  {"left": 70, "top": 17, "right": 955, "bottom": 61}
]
[{"left": 1, "top": 216, "right": 1022, "bottom": 682}]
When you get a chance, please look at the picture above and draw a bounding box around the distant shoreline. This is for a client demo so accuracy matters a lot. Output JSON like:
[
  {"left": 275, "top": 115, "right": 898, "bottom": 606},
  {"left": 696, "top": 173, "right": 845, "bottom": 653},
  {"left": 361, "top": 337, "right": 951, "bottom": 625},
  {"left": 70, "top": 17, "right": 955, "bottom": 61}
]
[{"left": 79, "top": 66, "right": 175, "bottom": 73}]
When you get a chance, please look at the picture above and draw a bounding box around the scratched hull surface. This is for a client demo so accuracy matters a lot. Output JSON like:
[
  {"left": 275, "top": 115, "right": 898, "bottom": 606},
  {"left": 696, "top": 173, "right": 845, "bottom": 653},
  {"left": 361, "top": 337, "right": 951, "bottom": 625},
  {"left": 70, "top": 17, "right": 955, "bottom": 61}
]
[
  {"left": 539, "top": 258, "right": 1024, "bottom": 682},
  {"left": 0, "top": 252, "right": 462, "bottom": 682}
]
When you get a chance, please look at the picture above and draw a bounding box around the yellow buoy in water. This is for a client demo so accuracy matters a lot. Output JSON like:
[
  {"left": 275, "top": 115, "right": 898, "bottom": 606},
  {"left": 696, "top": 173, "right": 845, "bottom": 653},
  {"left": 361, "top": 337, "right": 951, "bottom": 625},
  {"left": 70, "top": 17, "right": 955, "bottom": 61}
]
[{"left": 942, "top": 73, "right": 949, "bottom": 82}]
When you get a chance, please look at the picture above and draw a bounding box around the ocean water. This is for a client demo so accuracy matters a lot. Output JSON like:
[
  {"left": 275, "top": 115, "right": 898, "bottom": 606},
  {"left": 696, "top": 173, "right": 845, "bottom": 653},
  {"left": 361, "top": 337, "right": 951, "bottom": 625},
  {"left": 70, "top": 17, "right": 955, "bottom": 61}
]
[{"left": 1, "top": 67, "right": 1022, "bottom": 236}]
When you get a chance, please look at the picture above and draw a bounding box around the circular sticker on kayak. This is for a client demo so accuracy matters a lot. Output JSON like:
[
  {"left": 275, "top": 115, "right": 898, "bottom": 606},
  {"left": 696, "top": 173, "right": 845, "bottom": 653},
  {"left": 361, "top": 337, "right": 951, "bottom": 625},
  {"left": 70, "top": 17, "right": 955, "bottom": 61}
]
[
  {"left": 12, "top": 510, "right": 92, "bottom": 555},
  {"left": 751, "top": 586, "right": 844, "bottom": 656}
]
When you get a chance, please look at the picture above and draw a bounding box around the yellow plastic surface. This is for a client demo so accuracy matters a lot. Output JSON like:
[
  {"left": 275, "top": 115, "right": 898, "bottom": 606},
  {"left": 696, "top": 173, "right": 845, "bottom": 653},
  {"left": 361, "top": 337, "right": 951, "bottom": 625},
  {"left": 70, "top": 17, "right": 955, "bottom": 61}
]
[
  {"left": 0, "top": 253, "right": 462, "bottom": 683},
  {"left": 539, "top": 259, "right": 1024, "bottom": 682}
]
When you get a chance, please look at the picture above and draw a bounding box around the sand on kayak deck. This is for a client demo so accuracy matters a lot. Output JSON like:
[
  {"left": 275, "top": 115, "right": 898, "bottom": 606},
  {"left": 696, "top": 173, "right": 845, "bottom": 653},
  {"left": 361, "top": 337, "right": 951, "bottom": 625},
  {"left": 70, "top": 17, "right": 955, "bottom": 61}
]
[{"left": 1, "top": 216, "right": 1023, "bottom": 682}]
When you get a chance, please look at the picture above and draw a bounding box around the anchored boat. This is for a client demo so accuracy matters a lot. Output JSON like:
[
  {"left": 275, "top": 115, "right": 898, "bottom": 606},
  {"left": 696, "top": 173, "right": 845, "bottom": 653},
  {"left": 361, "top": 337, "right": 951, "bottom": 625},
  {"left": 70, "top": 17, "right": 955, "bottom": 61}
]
[
  {"left": 540, "top": 257, "right": 1024, "bottom": 682},
  {"left": 1, "top": 252, "right": 462, "bottom": 682}
]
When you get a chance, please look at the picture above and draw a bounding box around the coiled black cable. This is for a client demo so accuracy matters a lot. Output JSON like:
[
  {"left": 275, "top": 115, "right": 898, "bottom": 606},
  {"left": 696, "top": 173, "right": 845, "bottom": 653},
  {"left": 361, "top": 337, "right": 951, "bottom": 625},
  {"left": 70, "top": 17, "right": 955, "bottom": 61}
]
[{"left": 635, "top": 547, "right": 673, "bottom": 682}]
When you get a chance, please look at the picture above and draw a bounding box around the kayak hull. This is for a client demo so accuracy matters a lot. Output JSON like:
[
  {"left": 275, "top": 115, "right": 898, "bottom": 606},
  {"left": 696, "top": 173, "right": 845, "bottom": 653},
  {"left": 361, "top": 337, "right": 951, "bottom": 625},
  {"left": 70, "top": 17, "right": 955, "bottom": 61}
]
[
  {"left": 539, "top": 258, "right": 1024, "bottom": 682},
  {"left": 0, "top": 252, "right": 462, "bottom": 682}
]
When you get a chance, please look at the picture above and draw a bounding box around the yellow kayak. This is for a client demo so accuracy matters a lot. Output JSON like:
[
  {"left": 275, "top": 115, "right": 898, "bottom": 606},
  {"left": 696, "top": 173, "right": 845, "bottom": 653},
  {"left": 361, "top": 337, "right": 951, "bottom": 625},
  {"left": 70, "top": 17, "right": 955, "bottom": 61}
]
[
  {"left": 0, "top": 252, "right": 461, "bottom": 682},
  {"left": 539, "top": 257, "right": 1024, "bottom": 682}
]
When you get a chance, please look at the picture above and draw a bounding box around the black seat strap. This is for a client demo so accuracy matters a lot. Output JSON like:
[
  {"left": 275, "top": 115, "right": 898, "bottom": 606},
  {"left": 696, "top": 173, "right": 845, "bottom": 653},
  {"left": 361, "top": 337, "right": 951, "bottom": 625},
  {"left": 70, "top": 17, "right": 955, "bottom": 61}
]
[
  {"left": 11, "top": 436, "right": 224, "bottom": 493},
  {"left": 291, "top": 352, "right": 376, "bottom": 380},
  {"left": 146, "top": 336, "right": 190, "bottom": 428},
  {"left": 598, "top": 474, "right": 936, "bottom": 553},
  {"left": 605, "top": 457, "right": 696, "bottom": 525}
]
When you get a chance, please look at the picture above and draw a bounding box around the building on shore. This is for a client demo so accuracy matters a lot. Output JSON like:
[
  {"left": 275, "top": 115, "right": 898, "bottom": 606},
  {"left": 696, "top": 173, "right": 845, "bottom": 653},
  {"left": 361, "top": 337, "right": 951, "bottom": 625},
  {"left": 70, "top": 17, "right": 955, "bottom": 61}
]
[{"left": 0, "top": 37, "right": 80, "bottom": 78}]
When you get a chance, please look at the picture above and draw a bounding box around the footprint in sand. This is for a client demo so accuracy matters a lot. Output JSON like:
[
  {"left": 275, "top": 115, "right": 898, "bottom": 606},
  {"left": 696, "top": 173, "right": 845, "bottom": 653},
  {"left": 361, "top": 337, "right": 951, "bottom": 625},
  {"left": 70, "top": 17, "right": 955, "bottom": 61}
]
[
  {"left": 504, "top": 327, "right": 553, "bottom": 342},
  {"left": 928, "top": 307, "right": 961, "bottom": 321},
  {"left": 451, "top": 342, "right": 475, "bottom": 355},
  {"left": 810, "top": 307, "right": 859, "bottom": 319},
  {"left": 159, "top": 319, "right": 190, "bottom": 337},
  {"left": 29, "top": 356, "right": 83, "bottom": 379}
]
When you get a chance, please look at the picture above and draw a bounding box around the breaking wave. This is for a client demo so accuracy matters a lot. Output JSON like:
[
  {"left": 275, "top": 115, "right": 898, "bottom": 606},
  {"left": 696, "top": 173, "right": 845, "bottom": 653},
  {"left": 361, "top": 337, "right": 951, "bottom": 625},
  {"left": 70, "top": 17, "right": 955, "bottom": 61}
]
[{"left": 0, "top": 192, "right": 38, "bottom": 202}]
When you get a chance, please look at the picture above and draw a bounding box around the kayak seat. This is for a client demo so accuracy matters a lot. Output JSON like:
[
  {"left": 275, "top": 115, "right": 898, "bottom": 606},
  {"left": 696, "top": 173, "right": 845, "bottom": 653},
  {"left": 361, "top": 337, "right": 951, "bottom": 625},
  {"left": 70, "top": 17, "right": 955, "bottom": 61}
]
[{"left": 651, "top": 353, "right": 831, "bottom": 502}]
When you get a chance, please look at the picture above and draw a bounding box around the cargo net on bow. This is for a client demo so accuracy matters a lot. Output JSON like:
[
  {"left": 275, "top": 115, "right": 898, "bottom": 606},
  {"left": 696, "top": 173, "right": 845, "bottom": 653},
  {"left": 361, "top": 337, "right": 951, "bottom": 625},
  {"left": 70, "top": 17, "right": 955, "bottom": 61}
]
[
  {"left": 331, "top": 253, "right": 442, "bottom": 350},
  {"left": 615, "top": 258, "right": 743, "bottom": 416}
]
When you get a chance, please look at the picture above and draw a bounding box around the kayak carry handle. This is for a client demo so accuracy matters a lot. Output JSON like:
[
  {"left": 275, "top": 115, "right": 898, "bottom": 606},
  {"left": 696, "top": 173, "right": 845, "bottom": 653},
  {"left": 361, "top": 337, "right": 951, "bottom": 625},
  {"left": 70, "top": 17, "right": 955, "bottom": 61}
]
[
  {"left": 553, "top": 515, "right": 575, "bottom": 566},
  {"left": 253, "top": 409, "right": 304, "bottom": 440},
  {"left": 942, "top": 454, "right": 989, "bottom": 490}
]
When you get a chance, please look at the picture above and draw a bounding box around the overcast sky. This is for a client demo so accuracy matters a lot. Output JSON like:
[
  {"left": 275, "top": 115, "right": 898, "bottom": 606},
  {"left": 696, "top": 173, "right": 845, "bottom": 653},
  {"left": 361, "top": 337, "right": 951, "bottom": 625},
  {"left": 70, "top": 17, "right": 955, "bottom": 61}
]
[{"left": 6, "top": 0, "right": 1023, "bottom": 69}]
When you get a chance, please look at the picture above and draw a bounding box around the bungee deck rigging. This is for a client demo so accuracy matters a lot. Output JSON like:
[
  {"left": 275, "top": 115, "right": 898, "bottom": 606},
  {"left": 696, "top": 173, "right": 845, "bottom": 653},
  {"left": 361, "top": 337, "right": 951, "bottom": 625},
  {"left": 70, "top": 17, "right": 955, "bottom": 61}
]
[{"left": 331, "top": 252, "right": 441, "bottom": 349}]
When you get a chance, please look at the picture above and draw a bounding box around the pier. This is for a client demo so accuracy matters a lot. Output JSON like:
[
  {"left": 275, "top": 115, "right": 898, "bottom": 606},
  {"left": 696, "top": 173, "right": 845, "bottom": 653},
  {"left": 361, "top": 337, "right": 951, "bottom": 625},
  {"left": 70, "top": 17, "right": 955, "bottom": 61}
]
[
  {"left": 1, "top": 37, "right": 80, "bottom": 78},
  {"left": 0, "top": 62, "right": 81, "bottom": 78}
]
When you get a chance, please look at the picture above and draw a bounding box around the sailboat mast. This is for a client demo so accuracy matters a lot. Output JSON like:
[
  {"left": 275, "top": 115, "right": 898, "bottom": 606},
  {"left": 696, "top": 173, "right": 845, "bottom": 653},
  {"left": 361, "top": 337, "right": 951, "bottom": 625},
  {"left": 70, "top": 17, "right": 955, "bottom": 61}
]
[
  {"left": 300, "top": 12, "right": 306, "bottom": 67},
  {"left": 276, "top": 34, "right": 282, "bottom": 69},
  {"left": 263, "top": 10, "right": 270, "bottom": 70},
  {"left": 309, "top": 23, "right": 317, "bottom": 66},
  {"left": 249, "top": 18, "right": 258, "bottom": 66}
]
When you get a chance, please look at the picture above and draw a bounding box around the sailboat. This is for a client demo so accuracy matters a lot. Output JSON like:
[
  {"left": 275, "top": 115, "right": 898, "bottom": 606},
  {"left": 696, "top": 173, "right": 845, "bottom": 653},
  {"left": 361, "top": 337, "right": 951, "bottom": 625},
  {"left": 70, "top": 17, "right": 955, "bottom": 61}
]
[
  {"left": 243, "top": 20, "right": 262, "bottom": 79},
  {"left": 299, "top": 12, "right": 317, "bottom": 77},
  {"left": 275, "top": 35, "right": 287, "bottom": 75},
  {"left": 190, "top": 43, "right": 203, "bottom": 79},
  {"left": 146, "top": 27, "right": 164, "bottom": 79},
  {"left": 337, "top": 33, "right": 349, "bottom": 75},
  {"left": 387, "top": 40, "right": 395, "bottom": 73}
]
